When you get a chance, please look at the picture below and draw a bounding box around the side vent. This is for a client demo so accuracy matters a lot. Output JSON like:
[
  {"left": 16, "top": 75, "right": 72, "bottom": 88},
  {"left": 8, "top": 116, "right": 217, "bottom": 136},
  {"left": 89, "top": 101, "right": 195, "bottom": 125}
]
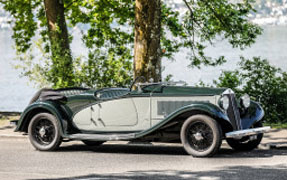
[{"left": 157, "top": 101, "right": 195, "bottom": 116}]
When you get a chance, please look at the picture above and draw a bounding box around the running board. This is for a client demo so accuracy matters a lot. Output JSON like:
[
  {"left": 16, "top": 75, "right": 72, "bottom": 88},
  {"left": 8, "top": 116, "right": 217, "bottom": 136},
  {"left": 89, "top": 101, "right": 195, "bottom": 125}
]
[{"left": 67, "top": 133, "right": 137, "bottom": 141}]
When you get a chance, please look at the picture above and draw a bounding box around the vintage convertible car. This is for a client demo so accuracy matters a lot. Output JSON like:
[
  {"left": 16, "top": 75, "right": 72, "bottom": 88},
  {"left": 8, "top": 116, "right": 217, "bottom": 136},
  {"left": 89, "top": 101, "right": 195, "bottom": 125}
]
[{"left": 15, "top": 80, "right": 270, "bottom": 157}]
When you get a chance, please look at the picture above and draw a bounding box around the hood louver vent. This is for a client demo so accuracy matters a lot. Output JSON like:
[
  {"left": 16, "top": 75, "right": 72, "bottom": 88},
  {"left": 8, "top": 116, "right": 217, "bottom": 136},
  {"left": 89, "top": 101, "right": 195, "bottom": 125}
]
[{"left": 157, "top": 101, "right": 196, "bottom": 116}]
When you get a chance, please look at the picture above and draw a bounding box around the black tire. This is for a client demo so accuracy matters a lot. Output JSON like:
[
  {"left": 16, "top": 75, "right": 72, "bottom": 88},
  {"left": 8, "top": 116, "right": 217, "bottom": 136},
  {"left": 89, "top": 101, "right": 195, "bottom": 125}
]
[
  {"left": 28, "top": 113, "right": 62, "bottom": 151},
  {"left": 82, "top": 140, "right": 105, "bottom": 146},
  {"left": 226, "top": 122, "right": 263, "bottom": 151},
  {"left": 180, "top": 115, "right": 222, "bottom": 157}
]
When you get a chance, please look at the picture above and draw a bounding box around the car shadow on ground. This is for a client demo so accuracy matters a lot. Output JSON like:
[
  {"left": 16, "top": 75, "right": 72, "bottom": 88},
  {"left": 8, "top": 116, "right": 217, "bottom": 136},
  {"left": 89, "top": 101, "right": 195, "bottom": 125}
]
[
  {"left": 58, "top": 143, "right": 188, "bottom": 156},
  {"left": 56, "top": 142, "right": 287, "bottom": 158},
  {"left": 29, "top": 164, "right": 287, "bottom": 180}
]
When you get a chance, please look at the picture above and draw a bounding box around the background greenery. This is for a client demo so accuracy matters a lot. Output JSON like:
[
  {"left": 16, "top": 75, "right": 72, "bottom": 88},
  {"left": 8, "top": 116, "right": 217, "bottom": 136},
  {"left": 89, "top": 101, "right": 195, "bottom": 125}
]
[
  {"left": 1, "top": 0, "right": 261, "bottom": 88},
  {"left": 214, "top": 57, "right": 287, "bottom": 124},
  {"left": 0, "top": 0, "right": 286, "bottom": 124}
]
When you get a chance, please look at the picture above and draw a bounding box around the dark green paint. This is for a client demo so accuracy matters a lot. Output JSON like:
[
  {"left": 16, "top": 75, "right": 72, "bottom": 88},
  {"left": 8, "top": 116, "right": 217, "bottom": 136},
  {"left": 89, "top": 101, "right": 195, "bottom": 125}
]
[
  {"left": 241, "top": 101, "right": 265, "bottom": 129},
  {"left": 134, "top": 85, "right": 227, "bottom": 96},
  {"left": 16, "top": 101, "right": 67, "bottom": 135},
  {"left": 16, "top": 85, "right": 264, "bottom": 141},
  {"left": 134, "top": 102, "right": 230, "bottom": 139},
  {"left": 161, "top": 86, "right": 226, "bottom": 96},
  {"left": 64, "top": 86, "right": 227, "bottom": 117}
]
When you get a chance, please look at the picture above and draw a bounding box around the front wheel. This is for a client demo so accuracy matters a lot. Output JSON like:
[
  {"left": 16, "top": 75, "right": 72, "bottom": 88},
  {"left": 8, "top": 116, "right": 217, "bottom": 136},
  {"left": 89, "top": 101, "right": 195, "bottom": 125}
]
[
  {"left": 28, "top": 113, "right": 62, "bottom": 151},
  {"left": 226, "top": 122, "right": 263, "bottom": 151},
  {"left": 180, "top": 115, "right": 222, "bottom": 157}
]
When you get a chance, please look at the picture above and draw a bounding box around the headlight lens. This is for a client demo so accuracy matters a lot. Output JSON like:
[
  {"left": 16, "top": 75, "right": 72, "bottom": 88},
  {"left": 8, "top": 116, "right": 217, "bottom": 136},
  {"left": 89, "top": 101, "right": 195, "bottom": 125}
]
[
  {"left": 240, "top": 94, "right": 250, "bottom": 108},
  {"left": 219, "top": 95, "right": 229, "bottom": 110}
]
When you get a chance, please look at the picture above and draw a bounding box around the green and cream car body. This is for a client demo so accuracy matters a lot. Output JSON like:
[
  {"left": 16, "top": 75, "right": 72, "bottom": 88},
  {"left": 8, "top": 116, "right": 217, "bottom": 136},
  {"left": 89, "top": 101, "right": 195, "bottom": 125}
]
[{"left": 16, "top": 82, "right": 270, "bottom": 157}]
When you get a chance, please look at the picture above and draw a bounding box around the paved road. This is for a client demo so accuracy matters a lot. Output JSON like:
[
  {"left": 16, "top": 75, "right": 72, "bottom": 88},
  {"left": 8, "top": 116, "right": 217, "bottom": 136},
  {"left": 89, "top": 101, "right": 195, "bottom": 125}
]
[{"left": 1, "top": 138, "right": 287, "bottom": 180}]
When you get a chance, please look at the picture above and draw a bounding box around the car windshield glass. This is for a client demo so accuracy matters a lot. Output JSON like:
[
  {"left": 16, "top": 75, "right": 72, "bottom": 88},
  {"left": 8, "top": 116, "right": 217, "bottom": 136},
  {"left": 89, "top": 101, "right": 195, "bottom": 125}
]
[
  {"left": 96, "top": 89, "right": 129, "bottom": 99},
  {"left": 142, "top": 84, "right": 163, "bottom": 93}
]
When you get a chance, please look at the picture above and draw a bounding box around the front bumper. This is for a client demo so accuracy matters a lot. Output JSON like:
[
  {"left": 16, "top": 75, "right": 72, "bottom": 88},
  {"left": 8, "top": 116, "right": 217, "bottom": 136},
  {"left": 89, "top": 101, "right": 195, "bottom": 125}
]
[{"left": 225, "top": 126, "right": 271, "bottom": 139}]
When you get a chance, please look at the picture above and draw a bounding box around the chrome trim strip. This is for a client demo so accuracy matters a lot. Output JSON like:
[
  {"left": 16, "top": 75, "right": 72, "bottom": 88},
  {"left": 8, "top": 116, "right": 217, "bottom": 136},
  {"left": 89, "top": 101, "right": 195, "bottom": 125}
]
[{"left": 225, "top": 126, "right": 271, "bottom": 138}]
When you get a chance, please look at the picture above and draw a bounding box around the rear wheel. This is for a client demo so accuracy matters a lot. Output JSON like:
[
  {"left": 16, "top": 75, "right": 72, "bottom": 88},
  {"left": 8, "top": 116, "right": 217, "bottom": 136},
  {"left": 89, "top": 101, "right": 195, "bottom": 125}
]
[
  {"left": 226, "top": 122, "right": 263, "bottom": 151},
  {"left": 82, "top": 140, "right": 105, "bottom": 146},
  {"left": 180, "top": 115, "right": 222, "bottom": 157},
  {"left": 28, "top": 113, "right": 62, "bottom": 151}
]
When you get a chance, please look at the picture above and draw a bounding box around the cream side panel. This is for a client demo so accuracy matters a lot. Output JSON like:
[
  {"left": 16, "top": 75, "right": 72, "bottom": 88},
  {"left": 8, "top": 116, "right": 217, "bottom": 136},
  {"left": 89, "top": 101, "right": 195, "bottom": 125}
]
[
  {"left": 99, "top": 98, "right": 138, "bottom": 126},
  {"left": 89, "top": 98, "right": 150, "bottom": 132},
  {"left": 151, "top": 96, "right": 216, "bottom": 125},
  {"left": 73, "top": 107, "right": 96, "bottom": 131},
  {"left": 132, "top": 97, "right": 151, "bottom": 130}
]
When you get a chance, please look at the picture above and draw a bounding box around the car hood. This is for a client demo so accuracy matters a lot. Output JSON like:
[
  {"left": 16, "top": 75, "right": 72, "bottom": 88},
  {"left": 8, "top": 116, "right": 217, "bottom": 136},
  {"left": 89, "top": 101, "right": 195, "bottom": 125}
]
[{"left": 161, "top": 86, "right": 227, "bottom": 96}]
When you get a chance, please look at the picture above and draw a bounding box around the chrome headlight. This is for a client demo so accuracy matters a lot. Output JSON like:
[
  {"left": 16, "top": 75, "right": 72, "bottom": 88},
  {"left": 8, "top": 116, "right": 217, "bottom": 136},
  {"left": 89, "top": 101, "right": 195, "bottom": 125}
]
[
  {"left": 219, "top": 95, "right": 229, "bottom": 110},
  {"left": 240, "top": 94, "right": 250, "bottom": 108}
]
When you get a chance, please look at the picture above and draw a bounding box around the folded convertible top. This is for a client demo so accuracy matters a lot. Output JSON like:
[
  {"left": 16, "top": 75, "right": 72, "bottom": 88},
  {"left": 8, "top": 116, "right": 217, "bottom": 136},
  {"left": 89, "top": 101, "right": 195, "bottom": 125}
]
[{"left": 29, "top": 87, "right": 89, "bottom": 104}]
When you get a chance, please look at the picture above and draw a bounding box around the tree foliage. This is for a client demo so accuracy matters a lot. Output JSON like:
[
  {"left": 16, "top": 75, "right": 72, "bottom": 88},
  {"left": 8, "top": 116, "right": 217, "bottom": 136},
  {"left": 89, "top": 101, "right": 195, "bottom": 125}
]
[
  {"left": 214, "top": 57, "right": 287, "bottom": 123},
  {"left": 0, "top": 0, "right": 262, "bottom": 88}
]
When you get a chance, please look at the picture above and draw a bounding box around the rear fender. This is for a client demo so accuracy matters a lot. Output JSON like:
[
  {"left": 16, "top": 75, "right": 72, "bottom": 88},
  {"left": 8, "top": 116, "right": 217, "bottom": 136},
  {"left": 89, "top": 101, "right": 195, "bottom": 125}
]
[{"left": 16, "top": 101, "right": 68, "bottom": 135}]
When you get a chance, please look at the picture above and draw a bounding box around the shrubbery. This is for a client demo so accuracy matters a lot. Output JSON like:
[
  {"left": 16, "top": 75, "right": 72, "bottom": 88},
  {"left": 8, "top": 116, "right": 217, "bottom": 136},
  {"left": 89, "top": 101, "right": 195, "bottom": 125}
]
[{"left": 214, "top": 57, "right": 287, "bottom": 124}]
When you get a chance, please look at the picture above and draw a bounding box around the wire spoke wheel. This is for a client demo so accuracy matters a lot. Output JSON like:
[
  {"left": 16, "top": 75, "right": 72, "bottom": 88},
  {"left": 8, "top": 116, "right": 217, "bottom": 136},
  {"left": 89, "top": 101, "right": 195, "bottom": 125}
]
[
  {"left": 33, "top": 119, "right": 56, "bottom": 145},
  {"left": 28, "top": 113, "right": 62, "bottom": 151},
  {"left": 181, "top": 115, "right": 222, "bottom": 157},
  {"left": 187, "top": 122, "right": 214, "bottom": 151}
]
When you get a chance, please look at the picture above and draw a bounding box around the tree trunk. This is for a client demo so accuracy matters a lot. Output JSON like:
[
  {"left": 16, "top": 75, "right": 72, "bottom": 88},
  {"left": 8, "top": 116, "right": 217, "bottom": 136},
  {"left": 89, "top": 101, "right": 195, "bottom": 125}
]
[
  {"left": 44, "top": 0, "right": 74, "bottom": 87},
  {"left": 134, "top": 0, "right": 161, "bottom": 83}
]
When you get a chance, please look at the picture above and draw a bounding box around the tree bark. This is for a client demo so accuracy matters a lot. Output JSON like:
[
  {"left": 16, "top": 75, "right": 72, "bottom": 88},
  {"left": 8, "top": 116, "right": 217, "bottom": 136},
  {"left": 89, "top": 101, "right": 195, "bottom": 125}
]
[
  {"left": 44, "top": 0, "right": 74, "bottom": 87},
  {"left": 134, "top": 0, "right": 161, "bottom": 83}
]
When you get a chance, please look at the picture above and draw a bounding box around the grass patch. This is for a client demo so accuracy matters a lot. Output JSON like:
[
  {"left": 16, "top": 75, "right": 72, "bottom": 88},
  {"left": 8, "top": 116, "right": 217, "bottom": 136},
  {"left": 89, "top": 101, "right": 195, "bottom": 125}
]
[
  {"left": 0, "top": 112, "right": 20, "bottom": 126},
  {"left": 0, "top": 115, "right": 20, "bottom": 121},
  {"left": 0, "top": 120, "right": 7, "bottom": 126},
  {"left": 264, "top": 123, "right": 287, "bottom": 129},
  {"left": 0, "top": 113, "right": 20, "bottom": 126}
]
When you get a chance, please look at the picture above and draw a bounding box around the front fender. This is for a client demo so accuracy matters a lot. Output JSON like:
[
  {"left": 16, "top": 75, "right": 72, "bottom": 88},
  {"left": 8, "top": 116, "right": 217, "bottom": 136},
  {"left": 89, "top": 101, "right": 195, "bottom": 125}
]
[
  {"left": 15, "top": 101, "right": 68, "bottom": 135},
  {"left": 135, "top": 102, "right": 231, "bottom": 138},
  {"left": 241, "top": 101, "right": 265, "bottom": 129}
]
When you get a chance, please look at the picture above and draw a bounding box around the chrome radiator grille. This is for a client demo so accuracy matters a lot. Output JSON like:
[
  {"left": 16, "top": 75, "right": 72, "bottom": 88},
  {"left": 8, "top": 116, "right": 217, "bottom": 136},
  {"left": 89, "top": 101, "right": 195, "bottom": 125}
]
[{"left": 226, "top": 94, "right": 242, "bottom": 130}]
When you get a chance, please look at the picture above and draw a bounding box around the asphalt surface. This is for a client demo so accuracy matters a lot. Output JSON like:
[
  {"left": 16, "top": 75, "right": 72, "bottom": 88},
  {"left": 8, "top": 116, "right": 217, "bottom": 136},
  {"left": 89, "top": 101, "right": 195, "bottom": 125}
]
[{"left": 1, "top": 137, "right": 287, "bottom": 180}]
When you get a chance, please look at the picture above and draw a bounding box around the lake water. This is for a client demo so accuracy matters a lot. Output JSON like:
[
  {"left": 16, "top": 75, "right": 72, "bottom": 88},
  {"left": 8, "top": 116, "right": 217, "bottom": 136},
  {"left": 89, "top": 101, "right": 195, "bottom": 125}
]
[{"left": 0, "top": 26, "right": 286, "bottom": 112}]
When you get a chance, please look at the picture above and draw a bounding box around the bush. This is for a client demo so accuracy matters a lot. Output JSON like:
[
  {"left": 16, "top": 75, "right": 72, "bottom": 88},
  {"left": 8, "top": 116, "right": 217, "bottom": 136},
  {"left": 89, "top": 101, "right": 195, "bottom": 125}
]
[{"left": 214, "top": 57, "right": 287, "bottom": 123}]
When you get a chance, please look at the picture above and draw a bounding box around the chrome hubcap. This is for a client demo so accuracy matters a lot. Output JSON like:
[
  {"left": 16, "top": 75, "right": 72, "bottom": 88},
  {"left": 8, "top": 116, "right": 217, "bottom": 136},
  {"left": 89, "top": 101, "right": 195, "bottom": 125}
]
[
  {"left": 39, "top": 127, "right": 46, "bottom": 138},
  {"left": 187, "top": 121, "right": 214, "bottom": 151},
  {"left": 33, "top": 119, "right": 56, "bottom": 145},
  {"left": 193, "top": 132, "right": 204, "bottom": 141}
]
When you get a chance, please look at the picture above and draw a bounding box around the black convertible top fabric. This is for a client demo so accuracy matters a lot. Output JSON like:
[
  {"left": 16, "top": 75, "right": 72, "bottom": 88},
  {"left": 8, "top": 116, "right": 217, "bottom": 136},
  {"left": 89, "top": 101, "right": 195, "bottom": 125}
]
[
  {"left": 39, "top": 91, "right": 66, "bottom": 102},
  {"left": 29, "top": 87, "right": 89, "bottom": 104}
]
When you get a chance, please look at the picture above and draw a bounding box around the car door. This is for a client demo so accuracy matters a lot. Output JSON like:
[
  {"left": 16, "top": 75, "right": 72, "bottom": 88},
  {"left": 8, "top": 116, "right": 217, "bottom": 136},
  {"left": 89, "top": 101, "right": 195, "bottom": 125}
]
[
  {"left": 91, "top": 89, "right": 139, "bottom": 131},
  {"left": 99, "top": 98, "right": 138, "bottom": 126},
  {"left": 73, "top": 106, "right": 93, "bottom": 131}
]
